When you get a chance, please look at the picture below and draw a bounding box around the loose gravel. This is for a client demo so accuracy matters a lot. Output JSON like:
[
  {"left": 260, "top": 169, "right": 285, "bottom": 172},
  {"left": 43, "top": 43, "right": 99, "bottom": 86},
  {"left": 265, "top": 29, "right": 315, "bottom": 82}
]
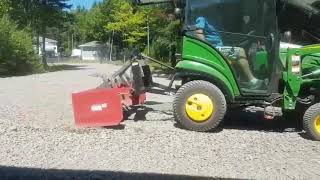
[{"left": 0, "top": 63, "right": 319, "bottom": 179}]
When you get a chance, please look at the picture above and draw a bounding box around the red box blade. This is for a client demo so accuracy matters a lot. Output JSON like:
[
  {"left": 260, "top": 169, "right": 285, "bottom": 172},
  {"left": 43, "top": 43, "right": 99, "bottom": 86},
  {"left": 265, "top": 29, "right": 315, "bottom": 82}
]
[{"left": 72, "top": 88, "right": 123, "bottom": 127}]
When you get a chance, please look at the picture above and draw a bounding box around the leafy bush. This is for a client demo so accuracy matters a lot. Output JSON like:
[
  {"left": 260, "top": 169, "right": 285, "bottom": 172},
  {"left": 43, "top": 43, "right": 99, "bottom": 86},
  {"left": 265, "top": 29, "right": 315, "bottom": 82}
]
[{"left": 0, "top": 17, "right": 43, "bottom": 75}]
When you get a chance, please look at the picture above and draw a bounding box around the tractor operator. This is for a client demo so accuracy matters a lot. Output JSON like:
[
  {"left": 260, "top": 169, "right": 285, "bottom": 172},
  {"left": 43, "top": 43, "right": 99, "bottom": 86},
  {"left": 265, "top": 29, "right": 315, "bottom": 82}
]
[{"left": 194, "top": 16, "right": 264, "bottom": 89}]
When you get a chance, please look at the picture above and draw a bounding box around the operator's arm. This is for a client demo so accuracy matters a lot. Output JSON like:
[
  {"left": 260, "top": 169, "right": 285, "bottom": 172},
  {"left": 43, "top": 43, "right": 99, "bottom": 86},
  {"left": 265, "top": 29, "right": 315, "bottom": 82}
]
[{"left": 196, "top": 29, "right": 206, "bottom": 42}]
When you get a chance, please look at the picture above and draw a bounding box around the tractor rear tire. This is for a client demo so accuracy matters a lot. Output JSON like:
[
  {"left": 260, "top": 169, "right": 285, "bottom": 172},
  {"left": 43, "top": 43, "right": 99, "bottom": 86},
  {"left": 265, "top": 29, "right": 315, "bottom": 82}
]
[
  {"left": 303, "top": 103, "right": 320, "bottom": 141},
  {"left": 173, "top": 80, "right": 227, "bottom": 132}
]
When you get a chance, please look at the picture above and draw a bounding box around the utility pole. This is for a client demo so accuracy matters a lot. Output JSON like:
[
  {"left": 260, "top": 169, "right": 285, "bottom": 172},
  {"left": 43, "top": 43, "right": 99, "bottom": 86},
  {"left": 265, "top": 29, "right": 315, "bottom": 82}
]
[
  {"left": 109, "top": 30, "right": 114, "bottom": 61},
  {"left": 42, "top": 35, "right": 46, "bottom": 63},
  {"left": 41, "top": 0, "right": 48, "bottom": 68},
  {"left": 147, "top": 18, "right": 150, "bottom": 55},
  {"left": 71, "top": 33, "right": 74, "bottom": 50}
]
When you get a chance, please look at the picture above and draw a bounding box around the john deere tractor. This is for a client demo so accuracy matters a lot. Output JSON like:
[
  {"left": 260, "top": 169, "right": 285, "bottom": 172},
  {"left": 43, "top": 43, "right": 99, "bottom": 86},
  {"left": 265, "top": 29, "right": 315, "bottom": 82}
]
[{"left": 136, "top": 0, "right": 320, "bottom": 141}]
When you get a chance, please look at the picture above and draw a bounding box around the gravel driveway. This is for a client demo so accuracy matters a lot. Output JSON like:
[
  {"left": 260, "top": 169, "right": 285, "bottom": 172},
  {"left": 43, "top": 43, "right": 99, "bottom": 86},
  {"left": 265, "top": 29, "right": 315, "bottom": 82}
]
[{"left": 0, "top": 63, "right": 319, "bottom": 179}]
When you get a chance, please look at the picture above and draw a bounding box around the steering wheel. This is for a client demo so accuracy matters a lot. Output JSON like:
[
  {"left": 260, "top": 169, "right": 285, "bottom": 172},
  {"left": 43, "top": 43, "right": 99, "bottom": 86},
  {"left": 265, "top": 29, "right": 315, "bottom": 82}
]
[{"left": 237, "top": 30, "right": 256, "bottom": 47}]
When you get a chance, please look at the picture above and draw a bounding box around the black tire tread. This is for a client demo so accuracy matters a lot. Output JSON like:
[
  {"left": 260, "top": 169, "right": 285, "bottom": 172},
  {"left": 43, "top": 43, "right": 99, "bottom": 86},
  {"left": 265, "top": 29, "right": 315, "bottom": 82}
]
[
  {"left": 303, "top": 103, "right": 320, "bottom": 141},
  {"left": 173, "top": 80, "right": 227, "bottom": 132}
]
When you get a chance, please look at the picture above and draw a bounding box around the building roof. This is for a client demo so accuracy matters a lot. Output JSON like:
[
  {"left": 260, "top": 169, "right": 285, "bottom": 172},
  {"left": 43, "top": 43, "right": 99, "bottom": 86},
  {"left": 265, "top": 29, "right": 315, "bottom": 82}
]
[
  {"left": 79, "top": 41, "right": 106, "bottom": 48},
  {"left": 37, "top": 37, "right": 58, "bottom": 43}
]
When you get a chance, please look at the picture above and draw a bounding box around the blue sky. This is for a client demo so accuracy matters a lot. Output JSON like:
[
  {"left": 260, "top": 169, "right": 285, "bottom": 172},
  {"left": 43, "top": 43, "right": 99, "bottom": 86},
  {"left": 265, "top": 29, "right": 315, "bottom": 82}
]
[{"left": 69, "top": 0, "right": 103, "bottom": 9}]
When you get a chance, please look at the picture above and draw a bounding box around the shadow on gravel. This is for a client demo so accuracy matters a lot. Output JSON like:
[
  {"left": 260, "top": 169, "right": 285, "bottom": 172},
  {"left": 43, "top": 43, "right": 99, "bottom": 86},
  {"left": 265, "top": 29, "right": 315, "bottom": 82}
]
[
  {"left": 123, "top": 105, "right": 173, "bottom": 122},
  {"left": 144, "top": 101, "right": 164, "bottom": 105},
  {"left": 47, "top": 64, "right": 92, "bottom": 72},
  {"left": 0, "top": 166, "right": 237, "bottom": 180},
  {"left": 105, "top": 102, "right": 302, "bottom": 135},
  {"left": 103, "top": 124, "right": 126, "bottom": 130},
  {"left": 0, "top": 64, "right": 91, "bottom": 78},
  {"left": 223, "top": 109, "right": 302, "bottom": 133},
  {"left": 174, "top": 109, "right": 302, "bottom": 134},
  {"left": 298, "top": 132, "right": 318, "bottom": 141}
]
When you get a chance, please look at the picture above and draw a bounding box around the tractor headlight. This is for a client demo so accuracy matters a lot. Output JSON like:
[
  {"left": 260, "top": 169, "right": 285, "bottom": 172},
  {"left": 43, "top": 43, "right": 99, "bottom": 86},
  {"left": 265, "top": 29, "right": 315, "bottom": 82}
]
[{"left": 291, "top": 55, "right": 301, "bottom": 74}]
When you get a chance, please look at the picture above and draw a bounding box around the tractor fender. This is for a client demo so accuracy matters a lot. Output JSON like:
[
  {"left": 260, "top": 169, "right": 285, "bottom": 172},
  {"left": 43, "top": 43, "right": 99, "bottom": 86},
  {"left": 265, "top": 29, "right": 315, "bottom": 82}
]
[
  {"left": 174, "top": 68, "right": 236, "bottom": 102},
  {"left": 177, "top": 37, "right": 241, "bottom": 100}
]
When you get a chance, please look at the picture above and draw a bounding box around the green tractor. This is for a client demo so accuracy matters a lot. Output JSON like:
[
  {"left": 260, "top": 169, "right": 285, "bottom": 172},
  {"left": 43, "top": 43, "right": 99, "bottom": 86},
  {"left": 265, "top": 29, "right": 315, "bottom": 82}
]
[{"left": 136, "top": 0, "right": 320, "bottom": 141}]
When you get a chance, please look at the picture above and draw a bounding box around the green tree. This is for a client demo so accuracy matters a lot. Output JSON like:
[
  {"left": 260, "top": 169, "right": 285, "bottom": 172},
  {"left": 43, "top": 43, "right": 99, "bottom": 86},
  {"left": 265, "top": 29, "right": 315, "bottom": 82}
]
[
  {"left": 86, "top": 3, "right": 110, "bottom": 42},
  {"left": 61, "top": 2, "right": 112, "bottom": 52},
  {"left": 105, "top": 0, "right": 148, "bottom": 49},
  {"left": 0, "top": 17, "right": 43, "bottom": 75},
  {"left": 0, "top": 0, "right": 10, "bottom": 16},
  {"left": 56, "top": 0, "right": 181, "bottom": 62},
  {"left": 3, "top": 0, "right": 71, "bottom": 68},
  {"left": 153, "top": 19, "right": 181, "bottom": 60},
  {"left": 37, "top": 0, "right": 71, "bottom": 68}
]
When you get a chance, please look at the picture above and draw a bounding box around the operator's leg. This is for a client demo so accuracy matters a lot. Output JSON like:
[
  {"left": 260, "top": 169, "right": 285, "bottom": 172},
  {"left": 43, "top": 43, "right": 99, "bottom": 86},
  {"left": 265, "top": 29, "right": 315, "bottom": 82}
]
[
  {"left": 220, "top": 46, "right": 262, "bottom": 88},
  {"left": 237, "top": 48, "right": 257, "bottom": 83},
  {"left": 236, "top": 48, "right": 265, "bottom": 89}
]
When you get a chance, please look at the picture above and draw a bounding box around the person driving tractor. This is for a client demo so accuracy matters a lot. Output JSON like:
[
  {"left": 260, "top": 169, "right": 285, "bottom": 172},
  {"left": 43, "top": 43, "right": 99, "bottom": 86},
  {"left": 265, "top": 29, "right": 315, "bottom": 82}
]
[{"left": 194, "top": 16, "right": 264, "bottom": 89}]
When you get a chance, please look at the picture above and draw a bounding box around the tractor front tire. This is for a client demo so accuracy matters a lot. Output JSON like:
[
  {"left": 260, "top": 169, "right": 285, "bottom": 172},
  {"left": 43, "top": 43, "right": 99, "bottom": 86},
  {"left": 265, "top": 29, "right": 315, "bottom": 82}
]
[
  {"left": 173, "top": 80, "right": 227, "bottom": 132},
  {"left": 303, "top": 103, "right": 320, "bottom": 141}
]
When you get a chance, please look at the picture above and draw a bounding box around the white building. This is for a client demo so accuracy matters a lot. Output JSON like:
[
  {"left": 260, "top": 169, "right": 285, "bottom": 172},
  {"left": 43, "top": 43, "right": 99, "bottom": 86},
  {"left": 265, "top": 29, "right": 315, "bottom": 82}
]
[
  {"left": 71, "top": 49, "right": 82, "bottom": 58},
  {"left": 34, "top": 37, "right": 58, "bottom": 57},
  {"left": 79, "top": 41, "right": 109, "bottom": 61}
]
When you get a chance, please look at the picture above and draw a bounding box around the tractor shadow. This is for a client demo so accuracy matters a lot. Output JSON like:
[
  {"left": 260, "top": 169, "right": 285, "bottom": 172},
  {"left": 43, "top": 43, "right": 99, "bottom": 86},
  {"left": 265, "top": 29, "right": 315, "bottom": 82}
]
[
  {"left": 123, "top": 105, "right": 173, "bottom": 122},
  {"left": 224, "top": 109, "right": 302, "bottom": 132},
  {"left": 103, "top": 124, "right": 126, "bottom": 130},
  {"left": 124, "top": 106, "right": 154, "bottom": 122},
  {"left": 175, "top": 108, "right": 303, "bottom": 134},
  {"left": 297, "top": 132, "right": 319, "bottom": 141},
  {"left": 121, "top": 105, "right": 304, "bottom": 135},
  {"left": 105, "top": 105, "right": 307, "bottom": 140}
]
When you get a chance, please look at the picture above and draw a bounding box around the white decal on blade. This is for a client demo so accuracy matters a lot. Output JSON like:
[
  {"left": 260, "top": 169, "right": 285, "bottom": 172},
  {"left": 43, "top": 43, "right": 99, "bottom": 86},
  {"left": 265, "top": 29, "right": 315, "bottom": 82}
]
[{"left": 91, "top": 103, "right": 108, "bottom": 112}]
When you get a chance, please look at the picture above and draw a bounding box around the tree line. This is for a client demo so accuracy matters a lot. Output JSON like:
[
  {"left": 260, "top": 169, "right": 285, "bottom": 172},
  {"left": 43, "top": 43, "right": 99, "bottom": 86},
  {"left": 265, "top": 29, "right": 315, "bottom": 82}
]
[
  {"left": 0, "top": 0, "right": 180, "bottom": 75},
  {"left": 62, "top": 0, "right": 181, "bottom": 61},
  {"left": 0, "top": 0, "right": 70, "bottom": 74}
]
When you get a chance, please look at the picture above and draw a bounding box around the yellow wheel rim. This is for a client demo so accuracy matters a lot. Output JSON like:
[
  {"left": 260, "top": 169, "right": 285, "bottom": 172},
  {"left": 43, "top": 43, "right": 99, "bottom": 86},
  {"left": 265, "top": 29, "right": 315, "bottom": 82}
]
[
  {"left": 185, "top": 94, "right": 215, "bottom": 122},
  {"left": 315, "top": 115, "right": 320, "bottom": 134}
]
